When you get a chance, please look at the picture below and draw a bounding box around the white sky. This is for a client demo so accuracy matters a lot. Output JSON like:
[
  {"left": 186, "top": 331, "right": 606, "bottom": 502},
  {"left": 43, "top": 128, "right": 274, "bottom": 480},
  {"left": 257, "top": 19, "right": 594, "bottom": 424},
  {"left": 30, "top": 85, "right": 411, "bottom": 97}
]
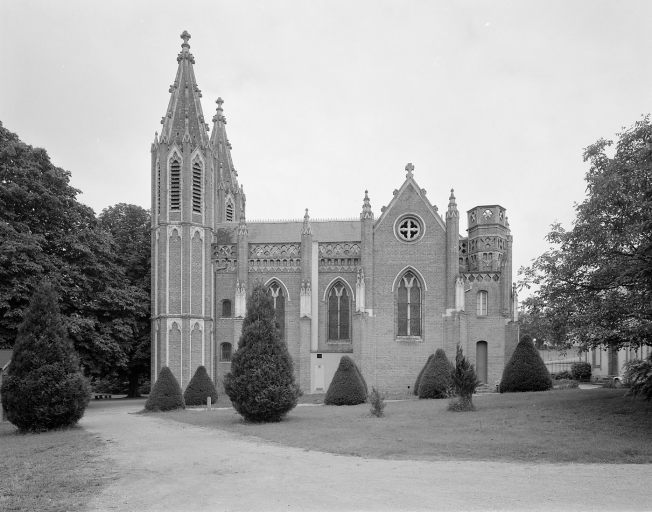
[{"left": 2, "top": 0, "right": 651, "bottom": 284}]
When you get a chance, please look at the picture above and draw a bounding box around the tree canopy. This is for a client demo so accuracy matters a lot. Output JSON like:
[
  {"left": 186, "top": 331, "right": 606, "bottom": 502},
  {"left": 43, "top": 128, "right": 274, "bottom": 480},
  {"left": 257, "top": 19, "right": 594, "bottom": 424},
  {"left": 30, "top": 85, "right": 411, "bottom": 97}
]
[
  {"left": 0, "top": 121, "right": 151, "bottom": 393},
  {"left": 520, "top": 116, "right": 652, "bottom": 351}
]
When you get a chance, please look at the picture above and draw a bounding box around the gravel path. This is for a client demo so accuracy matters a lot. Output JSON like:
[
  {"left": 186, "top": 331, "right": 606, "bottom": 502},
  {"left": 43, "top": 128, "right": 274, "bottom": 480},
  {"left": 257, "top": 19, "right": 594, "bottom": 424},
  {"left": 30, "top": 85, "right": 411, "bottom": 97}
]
[{"left": 82, "top": 400, "right": 651, "bottom": 512}]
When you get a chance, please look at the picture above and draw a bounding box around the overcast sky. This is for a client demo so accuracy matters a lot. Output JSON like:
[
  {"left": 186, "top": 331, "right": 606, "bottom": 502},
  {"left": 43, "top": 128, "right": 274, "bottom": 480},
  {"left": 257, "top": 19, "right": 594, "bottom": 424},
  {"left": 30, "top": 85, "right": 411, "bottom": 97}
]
[{"left": 2, "top": 0, "right": 651, "bottom": 285}]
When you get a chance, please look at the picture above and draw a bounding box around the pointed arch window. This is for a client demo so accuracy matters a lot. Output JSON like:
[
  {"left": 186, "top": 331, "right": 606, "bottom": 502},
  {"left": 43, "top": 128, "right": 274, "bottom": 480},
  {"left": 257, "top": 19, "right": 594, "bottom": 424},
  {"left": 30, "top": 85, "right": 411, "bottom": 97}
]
[
  {"left": 220, "top": 342, "right": 232, "bottom": 362},
  {"left": 397, "top": 271, "right": 421, "bottom": 337},
  {"left": 192, "top": 160, "right": 202, "bottom": 213},
  {"left": 225, "top": 199, "right": 234, "bottom": 222},
  {"left": 169, "top": 157, "right": 181, "bottom": 211},
  {"left": 328, "top": 282, "right": 351, "bottom": 341},
  {"left": 477, "top": 290, "right": 488, "bottom": 316},
  {"left": 221, "top": 299, "right": 232, "bottom": 318},
  {"left": 268, "top": 281, "right": 285, "bottom": 341}
]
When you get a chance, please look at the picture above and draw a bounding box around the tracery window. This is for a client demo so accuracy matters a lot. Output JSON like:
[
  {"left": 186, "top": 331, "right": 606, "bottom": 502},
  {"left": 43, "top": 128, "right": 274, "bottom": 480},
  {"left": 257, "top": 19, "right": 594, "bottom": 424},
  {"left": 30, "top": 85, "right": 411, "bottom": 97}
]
[
  {"left": 268, "top": 281, "right": 285, "bottom": 341},
  {"left": 328, "top": 282, "right": 350, "bottom": 341},
  {"left": 396, "top": 216, "right": 422, "bottom": 242},
  {"left": 397, "top": 271, "right": 421, "bottom": 337},
  {"left": 170, "top": 157, "right": 181, "bottom": 211},
  {"left": 477, "top": 290, "right": 488, "bottom": 316}
]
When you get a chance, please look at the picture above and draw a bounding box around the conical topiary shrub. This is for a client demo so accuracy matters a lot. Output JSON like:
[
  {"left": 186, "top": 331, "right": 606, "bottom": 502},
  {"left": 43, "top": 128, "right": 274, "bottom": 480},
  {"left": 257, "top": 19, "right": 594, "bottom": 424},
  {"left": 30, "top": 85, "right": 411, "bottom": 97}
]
[
  {"left": 325, "top": 355, "right": 367, "bottom": 405},
  {"left": 183, "top": 365, "right": 218, "bottom": 406},
  {"left": 0, "top": 282, "right": 90, "bottom": 432},
  {"left": 145, "top": 366, "right": 185, "bottom": 411},
  {"left": 413, "top": 354, "right": 434, "bottom": 395},
  {"left": 499, "top": 335, "right": 552, "bottom": 393},
  {"left": 448, "top": 345, "right": 480, "bottom": 411},
  {"left": 418, "top": 348, "right": 453, "bottom": 399},
  {"left": 224, "top": 284, "right": 301, "bottom": 422}
]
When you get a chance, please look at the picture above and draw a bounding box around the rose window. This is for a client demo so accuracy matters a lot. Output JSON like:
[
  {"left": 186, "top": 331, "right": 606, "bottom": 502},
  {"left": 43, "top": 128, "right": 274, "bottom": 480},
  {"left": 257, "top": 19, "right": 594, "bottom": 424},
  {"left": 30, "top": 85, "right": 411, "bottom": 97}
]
[{"left": 397, "top": 217, "right": 422, "bottom": 242}]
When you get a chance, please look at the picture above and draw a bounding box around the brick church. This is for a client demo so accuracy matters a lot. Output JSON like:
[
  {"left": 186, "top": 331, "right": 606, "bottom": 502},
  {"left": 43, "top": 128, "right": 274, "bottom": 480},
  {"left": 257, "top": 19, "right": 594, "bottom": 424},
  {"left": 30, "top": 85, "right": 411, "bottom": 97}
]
[{"left": 150, "top": 32, "right": 519, "bottom": 394}]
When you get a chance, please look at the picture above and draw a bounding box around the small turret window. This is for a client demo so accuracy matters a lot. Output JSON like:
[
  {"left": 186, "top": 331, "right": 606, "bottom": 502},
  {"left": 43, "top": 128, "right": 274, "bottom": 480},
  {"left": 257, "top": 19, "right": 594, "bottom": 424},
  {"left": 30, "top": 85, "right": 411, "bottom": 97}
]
[
  {"left": 170, "top": 158, "right": 181, "bottom": 211},
  {"left": 477, "top": 290, "right": 488, "bottom": 316},
  {"left": 192, "top": 160, "right": 202, "bottom": 214},
  {"left": 220, "top": 342, "right": 232, "bottom": 362},
  {"left": 156, "top": 161, "right": 161, "bottom": 215},
  {"left": 225, "top": 200, "right": 234, "bottom": 222}
]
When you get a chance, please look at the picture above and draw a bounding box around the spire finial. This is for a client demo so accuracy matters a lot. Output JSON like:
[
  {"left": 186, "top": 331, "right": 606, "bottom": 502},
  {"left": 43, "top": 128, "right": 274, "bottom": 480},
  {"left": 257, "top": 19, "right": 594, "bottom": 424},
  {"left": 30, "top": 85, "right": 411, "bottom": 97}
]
[
  {"left": 361, "top": 189, "right": 374, "bottom": 220},
  {"left": 447, "top": 188, "right": 459, "bottom": 219},
  {"left": 405, "top": 162, "right": 414, "bottom": 178},
  {"left": 216, "top": 97, "right": 224, "bottom": 110},
  {"left": 180, "top": 30, "right": 191, "bottom": 48}
]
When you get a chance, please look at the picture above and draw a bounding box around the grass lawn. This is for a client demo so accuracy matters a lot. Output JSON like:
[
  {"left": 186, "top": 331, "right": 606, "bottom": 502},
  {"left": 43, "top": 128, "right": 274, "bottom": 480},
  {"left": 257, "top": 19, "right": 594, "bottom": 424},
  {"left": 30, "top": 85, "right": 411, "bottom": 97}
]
[
  {"left": 0, "top": 422, "right": 106, "bottom": 512},
  {"left": 163, "top": 388, "right": 652, "bottom": 463}
]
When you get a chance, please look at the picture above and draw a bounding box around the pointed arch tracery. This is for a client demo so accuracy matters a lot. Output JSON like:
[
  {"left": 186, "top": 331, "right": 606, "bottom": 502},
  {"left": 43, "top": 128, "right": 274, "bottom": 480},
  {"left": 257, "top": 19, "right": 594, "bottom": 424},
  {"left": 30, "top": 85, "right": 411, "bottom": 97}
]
[
  {"left": 396, "top": 270, "right": 422, "bottom": 337},
  {"left": 327, "top": 279, "right": 351, "bottom": 342},
  {"left": 266, "top": 279, "right": 286, "bottom": 341}
]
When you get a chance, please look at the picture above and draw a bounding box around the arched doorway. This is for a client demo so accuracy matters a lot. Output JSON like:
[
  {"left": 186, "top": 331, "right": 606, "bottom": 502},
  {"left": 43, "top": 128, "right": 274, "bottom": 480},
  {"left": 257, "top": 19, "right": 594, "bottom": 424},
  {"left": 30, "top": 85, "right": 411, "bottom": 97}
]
[{"left": 476, "top": 341, "right": 488, "bottom": 384}]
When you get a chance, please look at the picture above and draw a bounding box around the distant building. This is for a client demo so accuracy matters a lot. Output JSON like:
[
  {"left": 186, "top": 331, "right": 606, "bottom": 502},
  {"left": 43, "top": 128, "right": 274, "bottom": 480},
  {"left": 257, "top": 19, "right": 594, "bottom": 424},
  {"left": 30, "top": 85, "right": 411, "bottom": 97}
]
[{"left": 150, "top": 32, "right": 519, "bottom": 394}]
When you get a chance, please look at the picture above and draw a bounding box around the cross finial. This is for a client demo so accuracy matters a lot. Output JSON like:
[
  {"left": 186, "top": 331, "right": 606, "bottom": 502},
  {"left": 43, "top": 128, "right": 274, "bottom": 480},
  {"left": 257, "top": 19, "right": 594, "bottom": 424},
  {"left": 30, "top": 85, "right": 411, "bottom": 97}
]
[
  {"left": 180, "top": 30, "right": 191, "bottom": 48},
  {"left": 405, "top": 162, "right": 414, "bottom": 178}
]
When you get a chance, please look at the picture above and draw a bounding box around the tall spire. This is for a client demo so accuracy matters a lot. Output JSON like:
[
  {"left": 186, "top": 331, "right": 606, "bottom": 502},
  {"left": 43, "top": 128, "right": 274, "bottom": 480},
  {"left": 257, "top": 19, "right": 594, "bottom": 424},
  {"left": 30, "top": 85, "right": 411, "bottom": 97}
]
[
  {"left": 160, "top": 31, "right": 209, "bottom": 147},
  {"left": 210, "top": 97, "right": 238, "bottom": 192}
]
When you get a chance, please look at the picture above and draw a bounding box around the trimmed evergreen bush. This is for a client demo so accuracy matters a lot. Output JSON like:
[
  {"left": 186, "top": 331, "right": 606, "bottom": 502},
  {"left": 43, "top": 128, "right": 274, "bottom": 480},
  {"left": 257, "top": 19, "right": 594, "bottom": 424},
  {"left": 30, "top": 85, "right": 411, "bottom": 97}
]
[
  {"left": 145, "top": 366, "right": 185, "bottom": 411},
  {"left": 224, "top": 284, "right": 301, "bottom": 422},
  {"left": 183, "top": 365, "right": 218, "bottom": 406},
  {"left": 623, "top": 356, "right": 652, "bottom": 400},
  {"left": 448, "top": 345, "right": 480, "bottom": 411},
  {"left": 325, "top": 355, "right": 367, "bottom": 405},
  {"left": 0, "top": 282, "right": 90, "bottom": 432},
  {"left": 413, "top": 354, "right": 434, "bottom": 396},
  {"left": 418, "top": 348, "right": 453, "bottom": 399},
  {"left": 571, "top": 361, "right": 592, "bottom": 382},
  {"left": 500, "top": 335, "right": 552, "bottom": 393}
]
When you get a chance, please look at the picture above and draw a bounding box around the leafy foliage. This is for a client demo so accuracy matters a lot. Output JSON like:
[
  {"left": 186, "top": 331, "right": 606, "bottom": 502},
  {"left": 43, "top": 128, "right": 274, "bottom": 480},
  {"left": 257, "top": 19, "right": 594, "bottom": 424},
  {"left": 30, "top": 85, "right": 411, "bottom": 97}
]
[
  {"left": 224, "top": 285, "right": 301, "bottom": 422},
  {"left": 623, "top": 356, "right": 652, "bottom": 400},
  {"left": 500, "top": 336, "right": 552, "bottom": 393},
  {"left": 325, "top": 355, "right": 367, "bottom": 405},
  {"left": 449, "top": 345, "right": 480, "bottom": 411},
  {"left": 368, "top": 387, "right": 386, "bottom": 417},
  {"left": 144, "top": 366, "right": 185, "bottom": 411},
  {"left": 418, "top": 348, "right": 453, "bottom": 399},
  {"left": 1, "top": 282, "right": 90, "bottom": 432},
  {"left": 0, "top": 123, "right": 151, "bottom": 390},
  {"left": 570, "top": 362, "right": 592, "bottom": 382},
  {"left": 183, "top": 365, "right": 218, "bottom": 406},
  {"left": 413, "top": 354, "right": 434, "bottom": 396},
  {"left": 519, "top": 116, "right": 652, "bottom": 352}
]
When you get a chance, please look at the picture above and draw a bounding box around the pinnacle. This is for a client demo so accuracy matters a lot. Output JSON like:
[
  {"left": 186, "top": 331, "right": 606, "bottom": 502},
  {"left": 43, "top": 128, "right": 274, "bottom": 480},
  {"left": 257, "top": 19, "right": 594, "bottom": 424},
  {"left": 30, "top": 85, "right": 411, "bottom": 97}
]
[{"left": 180, "top": 30, "right": 191, "bottom": 48}]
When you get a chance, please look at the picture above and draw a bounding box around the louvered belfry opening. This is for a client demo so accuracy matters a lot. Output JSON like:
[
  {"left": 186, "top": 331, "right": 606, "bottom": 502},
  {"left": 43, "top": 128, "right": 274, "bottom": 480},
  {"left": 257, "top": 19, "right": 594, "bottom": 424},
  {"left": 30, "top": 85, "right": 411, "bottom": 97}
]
[
  {"left": 192, "top": 160, "right": 202, "bottom": 213},
  {"left": 170, "top": 158, "right": 181, "bottom": 210}
]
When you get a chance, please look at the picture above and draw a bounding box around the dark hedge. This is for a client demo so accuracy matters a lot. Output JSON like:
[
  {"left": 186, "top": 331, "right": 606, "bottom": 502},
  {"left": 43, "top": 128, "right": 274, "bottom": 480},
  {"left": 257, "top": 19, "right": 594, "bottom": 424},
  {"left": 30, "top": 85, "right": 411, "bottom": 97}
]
[
  {"left": 145, "top": 366, "right": 185, "bottom": 411},
  {"left": 500, "top": 336, "right": 552, "bottom": 393},
  {"left": 325, "top": 355, "right": 368, "bottom": 405},
  {"left": 418, "top": 348, "right": 453, "bottom": 399},
  {"left": 0, "top": 282, "right": 90, "bottom": 432},
  {"left": 413, "top": 354, "right": 434, "bottom": 396},
  {"left": 183, "top": 365, "right": 218, "bottom": 406},
  {"left": 224, "top": 284, "right": 301, "bottom": 422}
]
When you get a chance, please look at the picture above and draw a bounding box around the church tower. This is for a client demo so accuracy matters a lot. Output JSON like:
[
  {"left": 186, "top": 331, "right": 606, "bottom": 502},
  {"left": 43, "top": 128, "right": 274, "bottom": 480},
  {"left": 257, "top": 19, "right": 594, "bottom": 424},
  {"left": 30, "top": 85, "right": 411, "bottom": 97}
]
[{"left": 151, "top": 31, "right": 217, "bottom": 387}]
